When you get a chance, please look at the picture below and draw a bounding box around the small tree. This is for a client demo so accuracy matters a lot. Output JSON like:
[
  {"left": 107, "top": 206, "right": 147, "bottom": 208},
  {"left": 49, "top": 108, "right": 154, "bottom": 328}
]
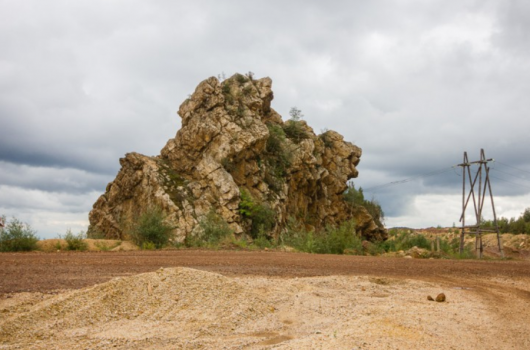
[
  {"left": 289, "top": 107, "right": 304, "bottom": 121},
  {"left": 0, "top": 216, "right": 39, "bottom": 252},
  {"left": 283, "top": 107, "right": 309, "bottom": 144},
  {"left": 523, "top": 208, "right": 530, "bottom": 223}
]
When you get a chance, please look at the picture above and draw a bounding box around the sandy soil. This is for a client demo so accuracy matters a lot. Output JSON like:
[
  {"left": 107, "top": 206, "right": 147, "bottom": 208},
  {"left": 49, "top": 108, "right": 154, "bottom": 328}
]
[{"left": 1, "top": 251, "right": 529, "bottom": 349}]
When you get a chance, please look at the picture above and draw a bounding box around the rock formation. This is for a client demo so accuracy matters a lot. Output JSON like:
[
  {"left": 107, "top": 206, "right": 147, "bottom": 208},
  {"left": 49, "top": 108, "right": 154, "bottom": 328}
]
[{"left": 88, "top": 73, "right": 387, "bottom": 242}]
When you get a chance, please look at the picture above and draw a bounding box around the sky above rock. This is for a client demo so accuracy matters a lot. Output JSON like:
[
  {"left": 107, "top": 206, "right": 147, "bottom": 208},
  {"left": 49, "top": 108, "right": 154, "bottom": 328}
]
[{"left": 1, "top": 0, "right": 529, "bottom": 238}]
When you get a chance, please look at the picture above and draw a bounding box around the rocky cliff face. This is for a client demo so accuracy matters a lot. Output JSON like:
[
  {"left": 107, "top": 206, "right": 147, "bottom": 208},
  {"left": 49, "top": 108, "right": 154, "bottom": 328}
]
[{"left": 88, "top": 74, "right": 387, "bottom": 242}]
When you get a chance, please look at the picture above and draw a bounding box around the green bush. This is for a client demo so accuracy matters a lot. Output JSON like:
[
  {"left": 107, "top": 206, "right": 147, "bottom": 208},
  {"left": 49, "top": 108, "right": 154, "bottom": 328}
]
[
  {"left": 129, "top": 206, "right": 174, "bottom": 249},
  {"left": 266, "top": 124, "right": 287, "bottom": 155},
  {"left": 343, "top": 183, "right": 385, "bottom": 227},
  {"left": 235, "top": 73, "right": 248, "bottom": 84},
  {"left": 454, "top": 244, "right": 475, "bottom": 259},
  {"left": 0, "top": 216, "right": 39, "bottom": 252},
  {"left": 283, "top": 219, "right": 361, "bottom": 254},
  {"left": 374, "top": 229, "right": 475, "bottom": 258},
  {"left": 252, "top": 230, "right": 273, "bottom": 249},
  {"left": 378, "top": 230, "right": 430, "bottom": 252},
  {"left": 324, "top": 220, "right": 363, "bottom": 254},
  {"left": 141, "top": 241, "right": 156, "bottom": 250},
  {"left": 282, "top": 107, "right": 309, "bottom": 143},
  {"left": 263, "top": 124, "right": 292, "bottom": 192},
  {"left": 439, "top": 237, "right": 474, "bottom": 259},
  {"left": 319, "top": 130, "right": 334, "bottom": 148},
  {"left": 61, "top": 229, "right": 87, "bottom": 251},
  {"left": 186, "top": 210, "right": 233, "bottom": 247},
  {"left": 239, "top": 189, "right": 276, "bottom": 238},
  {"left": 365, "top": 242, "right": 386, "bottom": 256},
  {"left": 399, "top": 233, "right": 431, "bottom": 251},
  {"left": 222, "top": 81, "right": 231, "bottom": 95},
  {"left": 222, "top": 81, "right": 235, "bottom": 104},
  {"left": 283, "top": 120, "right": 309, "bottom": 143}
]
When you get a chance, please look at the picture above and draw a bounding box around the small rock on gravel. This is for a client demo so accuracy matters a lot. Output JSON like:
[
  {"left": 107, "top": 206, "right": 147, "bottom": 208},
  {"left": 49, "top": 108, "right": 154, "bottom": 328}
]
[{"left": 436, "top": 293, "right": 446, "bottom": 302}]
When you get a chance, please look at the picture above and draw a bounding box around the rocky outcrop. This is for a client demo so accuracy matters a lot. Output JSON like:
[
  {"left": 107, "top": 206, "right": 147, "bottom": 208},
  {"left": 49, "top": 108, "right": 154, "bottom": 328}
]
[{"left": 88, "top": 73, "right": 387, "bottom": 242}]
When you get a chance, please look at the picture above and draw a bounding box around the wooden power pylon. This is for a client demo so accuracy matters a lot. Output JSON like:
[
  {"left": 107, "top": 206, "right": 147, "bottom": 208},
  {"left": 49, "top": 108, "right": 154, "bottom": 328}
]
[{"left": 457, "top": 149, "right": 504, "bottom": 258}]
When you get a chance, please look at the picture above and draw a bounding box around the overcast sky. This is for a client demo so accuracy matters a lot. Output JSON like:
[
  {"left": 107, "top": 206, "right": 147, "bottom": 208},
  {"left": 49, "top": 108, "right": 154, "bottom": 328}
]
[{"left": 1, "top": 0, "right": 529, "bottom": 238}]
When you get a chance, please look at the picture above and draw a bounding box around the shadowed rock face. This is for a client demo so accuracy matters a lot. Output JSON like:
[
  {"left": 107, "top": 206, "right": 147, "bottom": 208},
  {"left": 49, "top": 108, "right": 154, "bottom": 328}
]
[{"left": 88, "top": 74, "right": 387, "bottom": 242}]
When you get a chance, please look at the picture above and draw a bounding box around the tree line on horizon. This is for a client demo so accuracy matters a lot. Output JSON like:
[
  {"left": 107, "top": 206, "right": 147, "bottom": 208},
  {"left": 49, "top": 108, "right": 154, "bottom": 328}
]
[{"left": 482, "top": 208, "right": 530, "bottom": 234}]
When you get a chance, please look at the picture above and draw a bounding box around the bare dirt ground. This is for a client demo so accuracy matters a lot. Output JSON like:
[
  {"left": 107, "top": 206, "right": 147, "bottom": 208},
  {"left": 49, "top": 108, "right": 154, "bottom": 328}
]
[{"left": 1, "top": 250, "right": 529, "bottom": 349}]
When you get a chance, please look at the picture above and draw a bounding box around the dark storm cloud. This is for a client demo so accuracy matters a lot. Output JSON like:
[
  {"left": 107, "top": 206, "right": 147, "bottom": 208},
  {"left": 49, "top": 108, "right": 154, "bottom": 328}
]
[{"left": 0, "top": 161, "right": 110, "bottom": 194}]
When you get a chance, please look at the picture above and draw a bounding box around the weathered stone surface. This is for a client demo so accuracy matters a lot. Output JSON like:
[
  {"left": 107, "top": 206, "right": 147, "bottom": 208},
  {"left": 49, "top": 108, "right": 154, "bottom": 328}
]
[{"left": 88, "top": 73, "right": 387, "bottom": 242}]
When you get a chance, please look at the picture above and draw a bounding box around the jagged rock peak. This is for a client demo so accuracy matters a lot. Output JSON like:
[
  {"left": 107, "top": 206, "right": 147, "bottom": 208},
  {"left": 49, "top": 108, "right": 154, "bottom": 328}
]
[{"left": 88, "top": 73, "right": 387, "bottom": 243}]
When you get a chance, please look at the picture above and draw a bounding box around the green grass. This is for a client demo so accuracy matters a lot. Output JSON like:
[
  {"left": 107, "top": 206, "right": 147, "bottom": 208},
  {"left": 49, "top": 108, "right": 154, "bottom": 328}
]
[
  {"left": 376, "top": 229, "right": 475, "bottom": 258},
  {"left": 283, "top": 219, "right": 362, "bottom": 254}
]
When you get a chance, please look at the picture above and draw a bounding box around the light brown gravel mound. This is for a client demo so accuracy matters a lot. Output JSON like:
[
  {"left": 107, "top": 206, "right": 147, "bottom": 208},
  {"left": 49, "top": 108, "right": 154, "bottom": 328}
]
[
  {"left": 0, "top": 268, "right": 527, "bottom": 349},
  {"left": 0, "top": 268, "right": 275, "bottom": 348}
]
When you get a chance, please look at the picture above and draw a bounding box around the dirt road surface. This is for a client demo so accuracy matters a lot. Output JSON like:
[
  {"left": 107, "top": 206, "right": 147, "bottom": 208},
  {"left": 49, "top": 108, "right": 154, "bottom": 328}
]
[
  {"left": 1, "top": 250, "right": 529, "bottom": 293},
  {"left": 1, "top": 251, "right": 529, "bottom": 349}
]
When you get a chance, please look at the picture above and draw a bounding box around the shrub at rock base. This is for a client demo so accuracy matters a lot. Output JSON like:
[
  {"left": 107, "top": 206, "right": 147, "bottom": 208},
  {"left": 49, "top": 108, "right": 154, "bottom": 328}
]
[
  {"left": 284, "top": 219, "right": 362, "bottom": 254},
  {"left": 129, "top": 206, "right": 174, "bottom": 249},
  {"left": 186, "top": 210, "right": 233, "bottom": 247}
]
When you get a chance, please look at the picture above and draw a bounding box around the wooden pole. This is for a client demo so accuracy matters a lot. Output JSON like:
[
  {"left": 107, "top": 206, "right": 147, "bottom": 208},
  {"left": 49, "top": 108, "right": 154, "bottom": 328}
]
[
  {"left": 486, "top": 161, "right": 505, "bottom": 258},
  {"left": 458, "top": 149, "right": 501, "bottom": 258},
  {"left": 459, "top": 152, "right": 467, "bottom": 254}
]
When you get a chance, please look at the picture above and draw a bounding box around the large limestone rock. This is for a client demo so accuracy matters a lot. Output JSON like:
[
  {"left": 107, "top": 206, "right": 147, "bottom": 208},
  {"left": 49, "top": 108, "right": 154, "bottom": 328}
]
[{"left": 88, "top": 73, "right": 387, "bottom": 242}]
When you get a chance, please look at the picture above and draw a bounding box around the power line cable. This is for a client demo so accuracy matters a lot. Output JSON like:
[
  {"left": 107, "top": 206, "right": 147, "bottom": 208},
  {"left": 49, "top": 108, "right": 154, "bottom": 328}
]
[
  {"left": 362, "top": 166, "right": 455, "bottom": 193},
  {"left": 491, "top": 167, "right": 529, "bottom": 180},
  {"left": 489, "top": 174, "right": 530, "bottom": 191},
  {"left": 495, "top": 161, "right": 530, "bottom": 175},
  {"left": 359, "top": 160, "right": 530, "bottom": 194}
]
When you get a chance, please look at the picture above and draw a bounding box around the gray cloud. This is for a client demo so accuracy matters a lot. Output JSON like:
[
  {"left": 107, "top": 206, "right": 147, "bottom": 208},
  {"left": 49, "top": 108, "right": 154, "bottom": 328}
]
[
  {"left": 0, "top": 161, "right": 110, "bottom": 194},
  {"left": 1, "top": 0, "right": 529, "bottom": 235}
]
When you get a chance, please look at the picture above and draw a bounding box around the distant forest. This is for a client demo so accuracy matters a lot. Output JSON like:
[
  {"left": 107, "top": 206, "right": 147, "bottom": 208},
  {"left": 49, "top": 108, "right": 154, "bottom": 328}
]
[{"left": 482, "top": 208, "right": 530, "bottom": 234}]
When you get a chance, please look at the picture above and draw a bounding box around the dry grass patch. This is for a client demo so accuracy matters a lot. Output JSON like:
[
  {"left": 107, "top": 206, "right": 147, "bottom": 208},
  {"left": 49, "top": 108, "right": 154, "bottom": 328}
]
[{"left": 37, "top": 239, "right": 123, "bottom": 252}]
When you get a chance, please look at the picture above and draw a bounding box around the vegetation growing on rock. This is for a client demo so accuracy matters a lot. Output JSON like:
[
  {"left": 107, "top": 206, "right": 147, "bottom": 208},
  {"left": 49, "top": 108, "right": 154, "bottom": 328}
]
[{"left": 88, "top": 73, "right": 387, "bottom": 245}]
